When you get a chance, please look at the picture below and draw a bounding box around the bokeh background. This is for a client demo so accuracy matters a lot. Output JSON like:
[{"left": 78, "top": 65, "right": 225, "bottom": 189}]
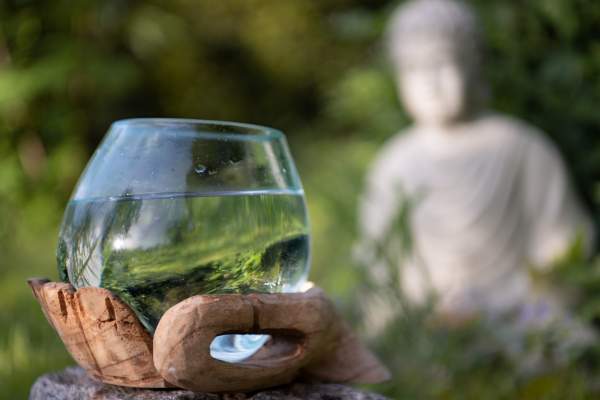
[{"left": 2, "top": 0, "right": 600, "bottom": 398}]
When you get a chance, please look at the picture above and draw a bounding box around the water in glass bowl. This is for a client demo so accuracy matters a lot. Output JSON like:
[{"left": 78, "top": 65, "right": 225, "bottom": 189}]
[{"left": 57, "top": 189, "right": 309, "bottom": 362}]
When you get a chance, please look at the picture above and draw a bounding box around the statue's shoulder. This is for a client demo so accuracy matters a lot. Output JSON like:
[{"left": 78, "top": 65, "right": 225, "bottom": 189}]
[
  {"left": 477, "top": 113, "right": 532, "bottom": 134},
  {"left": 367, "top": 128, "right": 420, "bottom": 179},
  {"left": 477, "top": 113, "right": 553, "bottom": 147},
  {"left": 378, "top": 127, "right": 421, "bottom": 158},
  {"left": 478, "top": 113, "right": 565, "bottom": 169}
]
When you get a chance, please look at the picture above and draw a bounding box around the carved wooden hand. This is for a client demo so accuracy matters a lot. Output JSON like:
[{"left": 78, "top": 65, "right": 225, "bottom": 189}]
[{"left": 28, "top": 278, "right": 389, "bottom": 392}]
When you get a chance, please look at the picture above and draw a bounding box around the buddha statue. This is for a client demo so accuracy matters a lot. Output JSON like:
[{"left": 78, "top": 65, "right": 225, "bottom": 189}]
[{"left": 359, "top": 0, "right": 595, "bottom": 332}]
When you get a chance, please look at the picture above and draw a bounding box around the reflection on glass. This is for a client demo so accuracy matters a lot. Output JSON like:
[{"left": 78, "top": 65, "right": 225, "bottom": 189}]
[{"left": 57, "top": 119, "right": 311, "bottom": 362}]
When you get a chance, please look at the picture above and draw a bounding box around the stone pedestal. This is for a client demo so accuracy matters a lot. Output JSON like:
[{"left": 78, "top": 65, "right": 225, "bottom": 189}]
[{"left": 29, "top": 367, "right": 389, "bottom": 400}]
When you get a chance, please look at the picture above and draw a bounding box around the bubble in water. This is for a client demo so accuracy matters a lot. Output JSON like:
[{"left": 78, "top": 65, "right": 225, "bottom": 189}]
[{"left": 194, "top": 164, "right": 207, "bottom": 174}]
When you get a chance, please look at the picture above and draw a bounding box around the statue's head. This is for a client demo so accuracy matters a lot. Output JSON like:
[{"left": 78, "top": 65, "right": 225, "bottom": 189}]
[{"left": 387, "top": 0, "right": 485, "bottom": 127}]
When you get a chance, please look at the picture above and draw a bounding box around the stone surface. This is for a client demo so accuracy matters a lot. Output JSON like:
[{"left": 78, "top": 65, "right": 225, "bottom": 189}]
[{"left": 29, "top": 367, "right": 389, "bottom": 400}]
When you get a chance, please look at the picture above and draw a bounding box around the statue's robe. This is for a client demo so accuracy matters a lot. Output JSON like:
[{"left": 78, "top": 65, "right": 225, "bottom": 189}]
[{"left": 360, "top": 113, "right": 594, "bottom": 320}]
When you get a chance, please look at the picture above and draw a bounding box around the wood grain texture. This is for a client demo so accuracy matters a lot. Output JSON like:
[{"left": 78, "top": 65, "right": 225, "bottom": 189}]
[
  {"left": 153, "top": 288, "right": 334, "bottom": 392},
  {"left": 28, "top": 278, "right": 168, "bottom": 388},
  {"left": 29, "top": 278, "right": 390, "bottom": 392}
]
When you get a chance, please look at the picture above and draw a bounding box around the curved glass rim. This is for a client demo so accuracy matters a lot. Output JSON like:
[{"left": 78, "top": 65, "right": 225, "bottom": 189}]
[{"left": 111, "top": 118, "right": 284, "bottom": 141}]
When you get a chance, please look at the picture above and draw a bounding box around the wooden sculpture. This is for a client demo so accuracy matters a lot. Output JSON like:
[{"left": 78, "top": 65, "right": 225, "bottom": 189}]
[{"left": 28, "top": 278, "right": 390, "bottom": 393}]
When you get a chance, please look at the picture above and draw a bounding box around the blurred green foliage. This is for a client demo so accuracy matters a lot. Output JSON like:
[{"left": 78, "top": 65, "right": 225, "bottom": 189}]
[{"left": 1, "top": 0, "right": 600, "bottom": 398}]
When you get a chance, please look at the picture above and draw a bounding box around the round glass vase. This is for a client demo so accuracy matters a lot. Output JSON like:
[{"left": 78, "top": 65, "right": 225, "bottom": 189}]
[{"left": 56, "top": 118, "right": 311, "bottom": 362}]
